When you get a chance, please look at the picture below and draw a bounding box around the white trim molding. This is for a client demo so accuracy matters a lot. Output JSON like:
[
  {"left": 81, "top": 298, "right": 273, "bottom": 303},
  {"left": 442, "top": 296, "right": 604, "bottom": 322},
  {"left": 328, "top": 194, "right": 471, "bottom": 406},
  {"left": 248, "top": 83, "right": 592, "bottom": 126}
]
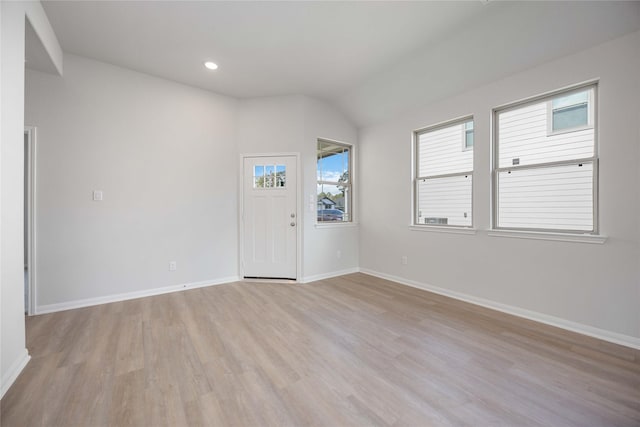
[
  {"left": 488, "top": 230, "right": 607, "bottom": 244},
  {"left": 301, "top": 267, "right": 360, "bottom": 284},
  {"left": 360, "top": 268, "right": 640, "bottom": 350},
  {"left": 409, "top": 225, "right": 477, "bottom": 235},
  {"left": 35, "top": 276, "right": 240, "bottom": 315},
  {"left": 1, "top": 349, "right": 31, "bottom": 399}
]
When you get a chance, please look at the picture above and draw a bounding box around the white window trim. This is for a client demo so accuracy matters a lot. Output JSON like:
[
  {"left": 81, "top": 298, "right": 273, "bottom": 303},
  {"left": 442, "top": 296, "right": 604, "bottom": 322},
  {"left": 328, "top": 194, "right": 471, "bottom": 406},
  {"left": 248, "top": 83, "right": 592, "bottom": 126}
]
[
  {"left": 317, "top": 138, "right": 354, "bottom": 225},
  {"left": 413, "top": 115, "right": 474, "bottom": 229},
  {"left": 546, "top": 86, "right": 594, "bottom": 136},
  {"left": 488, "top": 229, "right": 606, "bottom": 244},
  {"left": 315, "top": 222, "right": 359, "bottom": 229},
  {"left": 492, "top": 82, "right": 599, "bottom": 235},
  {"left": 409, "top": 225, "right": 477, "bottom": 235}
]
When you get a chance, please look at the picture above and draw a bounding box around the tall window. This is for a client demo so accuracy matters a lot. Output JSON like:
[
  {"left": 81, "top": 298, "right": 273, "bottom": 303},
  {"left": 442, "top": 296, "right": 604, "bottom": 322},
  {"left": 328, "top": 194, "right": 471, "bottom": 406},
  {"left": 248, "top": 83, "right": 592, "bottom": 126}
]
[
  {"left": 414, "top": 118, "right": 473, "bottom": 227},
  {"left": 493, "top": 84, "right": 597, "bottom": 233},
  {"left": 317, "top": 139, "right": 352, "bottom": 223}
]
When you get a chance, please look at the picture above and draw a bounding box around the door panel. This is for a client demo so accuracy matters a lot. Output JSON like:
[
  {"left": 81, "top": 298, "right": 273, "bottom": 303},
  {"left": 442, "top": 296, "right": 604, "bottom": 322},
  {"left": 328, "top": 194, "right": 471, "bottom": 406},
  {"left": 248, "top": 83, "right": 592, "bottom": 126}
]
[{"left": 243, "top": 156, "right": 297, "bottom": 279}]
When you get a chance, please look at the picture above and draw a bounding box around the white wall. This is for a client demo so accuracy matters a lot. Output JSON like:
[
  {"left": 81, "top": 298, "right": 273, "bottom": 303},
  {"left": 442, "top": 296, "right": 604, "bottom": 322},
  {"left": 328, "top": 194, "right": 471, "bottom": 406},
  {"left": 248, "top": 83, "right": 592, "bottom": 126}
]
[
  {"left": 1, "top": 1, "right": 62, "bottom": 397},
  {"left": 237, "top": 95, "right": 359, "bottom": 281},
  {"left": 25, "top": 54, "right": 240, "bottom": 310},
  {"left": 359, "top": 31, "right": 640, "bottom": 344}
]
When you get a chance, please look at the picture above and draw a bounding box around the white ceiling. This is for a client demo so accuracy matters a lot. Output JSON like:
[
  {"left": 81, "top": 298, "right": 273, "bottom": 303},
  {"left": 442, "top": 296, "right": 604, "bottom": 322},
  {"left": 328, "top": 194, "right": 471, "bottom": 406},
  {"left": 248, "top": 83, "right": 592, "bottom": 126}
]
[{"left": 38, "top": 1, "right": 640, "bottom": 127}]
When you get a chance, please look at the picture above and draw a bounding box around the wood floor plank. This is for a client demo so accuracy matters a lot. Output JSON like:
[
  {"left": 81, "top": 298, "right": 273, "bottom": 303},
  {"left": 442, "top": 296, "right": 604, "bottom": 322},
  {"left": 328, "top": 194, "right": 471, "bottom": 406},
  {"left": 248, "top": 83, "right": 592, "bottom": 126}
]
[{"left": 2, "top": 272, "right": 639, "bottom": 426}]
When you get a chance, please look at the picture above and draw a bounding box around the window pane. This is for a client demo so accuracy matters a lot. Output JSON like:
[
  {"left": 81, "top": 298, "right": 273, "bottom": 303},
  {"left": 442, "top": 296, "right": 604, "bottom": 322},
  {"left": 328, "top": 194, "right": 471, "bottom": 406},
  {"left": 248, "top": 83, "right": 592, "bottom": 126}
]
[
  {"left": 552, "top": 90, "right": 589, "bottom": 109},
  {"left": 552, "top": 103, "right": 588, "bottom": 131},
  {"left": 275, "top": 165, "right": 286, "bottom": 187},
  {"left": 317, "top": 141, "right": 349, "bottom": 182},
  {"left": 416, "top": 174, "right": 472, "bottom": 227},
  {"left": 317, "top": 183, "right": 350, "bottom": 222},
  {"left": 497, "top": 97, "right": 594, "bottom": 168},
  {"left": 253, "top": 165, "right": 264, "bottom": 188},
  {"left": 497, "top": 163, "right": 593, "bottom": 231},
  {"left": 465, "top": 130, "right": 474, "bottom": 148},
  {"left": 418, "top": 121, "right": 473, "bottom": 177},
  {"left": 265, "top": 165, "right": 275, "bottom": 188}
]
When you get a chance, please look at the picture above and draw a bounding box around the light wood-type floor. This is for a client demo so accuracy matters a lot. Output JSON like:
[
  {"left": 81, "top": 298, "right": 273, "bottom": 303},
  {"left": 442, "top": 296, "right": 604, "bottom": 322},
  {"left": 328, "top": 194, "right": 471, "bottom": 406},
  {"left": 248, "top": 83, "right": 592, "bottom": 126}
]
[{"left": 2, "top": 273, "right": 639, "bottom": 426}]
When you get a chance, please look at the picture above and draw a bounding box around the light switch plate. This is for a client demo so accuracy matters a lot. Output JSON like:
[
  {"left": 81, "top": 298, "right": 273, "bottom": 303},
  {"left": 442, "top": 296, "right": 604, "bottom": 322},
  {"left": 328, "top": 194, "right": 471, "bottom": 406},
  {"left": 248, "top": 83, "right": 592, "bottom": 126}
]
[{"left": 93, "top": 190, "right": 103, "bottom": 201}]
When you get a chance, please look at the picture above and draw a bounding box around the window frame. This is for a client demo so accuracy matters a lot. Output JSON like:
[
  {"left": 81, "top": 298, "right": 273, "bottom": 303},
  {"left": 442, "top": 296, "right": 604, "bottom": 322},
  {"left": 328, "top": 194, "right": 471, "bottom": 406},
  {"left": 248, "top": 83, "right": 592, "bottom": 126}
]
[
  {"left": 492, "top": 82, "right": 599, "bottom": 234},
  {"left": 316, "top": 138, "right": 353, "bottom": 224},
  {"left": 413, "top": 115, "right": 474, "bottom": 229}
]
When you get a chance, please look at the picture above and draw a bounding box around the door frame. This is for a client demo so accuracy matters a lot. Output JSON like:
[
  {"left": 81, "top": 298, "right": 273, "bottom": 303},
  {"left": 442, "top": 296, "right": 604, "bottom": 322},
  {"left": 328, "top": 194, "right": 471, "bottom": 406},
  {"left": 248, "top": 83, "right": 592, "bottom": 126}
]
[
  {"left": 238, "top": 152, "right": 302, "bottom": 281},
  {"left": 24, "top": 126, "right": 37, "bottom": 315}
]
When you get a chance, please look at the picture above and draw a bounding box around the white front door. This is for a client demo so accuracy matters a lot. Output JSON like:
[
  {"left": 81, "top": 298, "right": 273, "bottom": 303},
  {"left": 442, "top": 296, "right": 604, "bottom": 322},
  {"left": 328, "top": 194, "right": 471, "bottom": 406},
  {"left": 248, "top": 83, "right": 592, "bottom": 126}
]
[{"left": 242, "top": 156, "right": 297, "bottom": 279}]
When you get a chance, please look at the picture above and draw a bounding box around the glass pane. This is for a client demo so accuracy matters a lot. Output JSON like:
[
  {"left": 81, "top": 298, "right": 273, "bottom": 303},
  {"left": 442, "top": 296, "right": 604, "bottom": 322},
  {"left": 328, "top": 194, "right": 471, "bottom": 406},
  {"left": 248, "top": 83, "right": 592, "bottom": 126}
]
[
  {"left": 552, "top": 90, "right": 589, "bottom": 109},
  {"left": 497, "top": 163, "right": 593, "bottom": 231},
  {"left": 552, "top": 103, "right": 588, "bottom": 131},
  {"left": 317, "top": 140, "right": 349, "bottom": 182},
  {"left": 416, "top": 174, "right": 472, "bottom": 227},
  {"left": 253, "top": 165, "right": 264, "bottom": 188},
  {"left": 275, "top": 165, "right": 286, "bottom": 187},
  {"left": 317, "top": 183, "right": 350, "bottom": 222},
  {"left": 465, "top": 130, "right": 474, "bottom": 148},
  {"left": 265, "top": 165, "right": 275, "bottom": 188},
  {"left": 418, "top": 121, "right": 473, "bottom": 177},
  {"left": 497, "top": 92, "right": 594, "bottom": 168}
]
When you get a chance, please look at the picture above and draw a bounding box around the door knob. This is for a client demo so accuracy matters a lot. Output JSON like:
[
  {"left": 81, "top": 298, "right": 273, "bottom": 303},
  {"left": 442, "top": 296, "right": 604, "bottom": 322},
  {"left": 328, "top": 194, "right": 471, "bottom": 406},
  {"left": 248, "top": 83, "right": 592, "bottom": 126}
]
[
  {"left": 290, "top": 213, "right": 296, "bottom": 218},
  {"left": 290, "top": 222, "right": 296, "bottom": 227}
]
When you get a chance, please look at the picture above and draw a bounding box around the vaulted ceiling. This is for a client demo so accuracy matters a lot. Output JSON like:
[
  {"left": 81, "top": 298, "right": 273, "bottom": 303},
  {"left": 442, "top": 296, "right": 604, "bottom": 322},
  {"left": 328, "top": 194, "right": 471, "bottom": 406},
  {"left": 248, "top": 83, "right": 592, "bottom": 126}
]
[{"left": 38, "top": 1, "right": 640, "bottom": 126}]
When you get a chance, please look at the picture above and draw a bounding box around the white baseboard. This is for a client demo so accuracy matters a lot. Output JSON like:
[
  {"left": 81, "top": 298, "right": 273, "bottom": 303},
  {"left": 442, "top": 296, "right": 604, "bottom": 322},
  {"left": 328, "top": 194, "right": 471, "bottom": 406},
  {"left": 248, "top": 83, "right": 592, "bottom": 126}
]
[
  {"left": 360, "top": 268, "right": 640, "bottom": 351},
  {"left": 1, "top": 349, "right": 31, "bottom": 399},
  {"left": 301, "top": 267, "right": 360, "bottom": 284},
  {"left": 35, "top": 276, "right": 240, "bottom": 315}
]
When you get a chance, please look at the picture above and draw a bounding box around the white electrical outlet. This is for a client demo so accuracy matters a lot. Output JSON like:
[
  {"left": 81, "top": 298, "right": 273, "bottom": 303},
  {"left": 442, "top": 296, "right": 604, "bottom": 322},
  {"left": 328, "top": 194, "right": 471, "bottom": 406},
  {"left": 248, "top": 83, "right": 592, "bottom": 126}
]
[
  {"left": 401, "top": 256, "right": 408, "bottom": 265},
  {"left": 169, "top": 261, "right": 177, "bottom": 271},
  {"left": 93, "top": 190, "right": 103, "bottom": 201}
]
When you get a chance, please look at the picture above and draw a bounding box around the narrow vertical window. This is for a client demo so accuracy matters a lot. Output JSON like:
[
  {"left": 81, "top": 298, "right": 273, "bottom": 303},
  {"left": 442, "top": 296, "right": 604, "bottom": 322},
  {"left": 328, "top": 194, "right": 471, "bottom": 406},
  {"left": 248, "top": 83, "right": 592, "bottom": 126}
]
[
  {"left": 464, "top": 120, "right": 474, "bottom": 149},
  {"left": 414, "top": 118, "right": 473, "bottom": 227},
  {"left": 317, "top": 139, "right": 352, "bottom": 223}
]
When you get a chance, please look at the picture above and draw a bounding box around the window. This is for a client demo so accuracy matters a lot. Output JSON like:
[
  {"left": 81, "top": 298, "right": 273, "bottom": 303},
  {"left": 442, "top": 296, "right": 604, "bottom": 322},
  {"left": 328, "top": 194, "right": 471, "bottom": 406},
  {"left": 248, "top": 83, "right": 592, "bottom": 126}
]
[
  {"left": 494, "top": 84, "right": 597, "bottom": 233},
  {"left": 464, "top": 120, "right": 474, "bottom": 149},
  {"left": 317, "top": 139, "right": 352, "bottom": 222},
  {"left": 414, "top": 117, "right": 473, "bottom": 227},
  {"left": 550, "top": 89, "right": 591, "bottom": 133},
  {"left": 253, "top": 165, "right": 286, "bottom": 188}
]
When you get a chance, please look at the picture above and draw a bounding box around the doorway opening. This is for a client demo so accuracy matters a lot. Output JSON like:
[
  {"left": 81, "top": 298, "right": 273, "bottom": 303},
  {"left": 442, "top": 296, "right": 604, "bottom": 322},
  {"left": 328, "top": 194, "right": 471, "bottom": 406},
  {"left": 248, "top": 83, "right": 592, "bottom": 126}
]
[{"left": 24, "top": 127, "right": 37, "bottom": 315}]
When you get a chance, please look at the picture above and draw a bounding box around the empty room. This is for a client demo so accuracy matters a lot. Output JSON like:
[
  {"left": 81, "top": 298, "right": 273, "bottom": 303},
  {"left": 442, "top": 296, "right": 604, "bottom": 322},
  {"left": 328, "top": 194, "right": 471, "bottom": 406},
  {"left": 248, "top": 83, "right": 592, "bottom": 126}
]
[{"left": 1, "top": 1, "right": 639, "bottom": 426}]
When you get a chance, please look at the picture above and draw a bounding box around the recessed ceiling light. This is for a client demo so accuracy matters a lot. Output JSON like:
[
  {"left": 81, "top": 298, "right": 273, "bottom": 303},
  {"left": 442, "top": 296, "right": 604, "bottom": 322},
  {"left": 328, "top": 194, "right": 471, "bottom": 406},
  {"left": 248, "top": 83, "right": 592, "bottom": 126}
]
[{"left": 204, "top": 61, "right": 218, "bottom": 70}]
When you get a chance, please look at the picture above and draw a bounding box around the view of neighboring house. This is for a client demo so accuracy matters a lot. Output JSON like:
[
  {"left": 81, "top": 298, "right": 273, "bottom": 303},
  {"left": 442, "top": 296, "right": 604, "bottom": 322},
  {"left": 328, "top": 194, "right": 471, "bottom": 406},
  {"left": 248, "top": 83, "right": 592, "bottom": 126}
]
[{"left": 317, "top": 197, "right": 336, "bottom": 210}]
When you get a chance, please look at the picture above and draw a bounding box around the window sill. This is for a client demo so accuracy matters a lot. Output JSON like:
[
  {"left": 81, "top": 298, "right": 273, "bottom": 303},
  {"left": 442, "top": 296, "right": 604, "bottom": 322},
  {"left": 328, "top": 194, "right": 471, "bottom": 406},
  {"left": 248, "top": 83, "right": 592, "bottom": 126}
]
[
  {"left": 487, "top": 230, "right": 607, "bottom": 244},
  {"left": 315, "top": 222, "right": 359, "bottom": 229},
  {"left": 409, "top": 225, "right": 477, "bottom": 235}
]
